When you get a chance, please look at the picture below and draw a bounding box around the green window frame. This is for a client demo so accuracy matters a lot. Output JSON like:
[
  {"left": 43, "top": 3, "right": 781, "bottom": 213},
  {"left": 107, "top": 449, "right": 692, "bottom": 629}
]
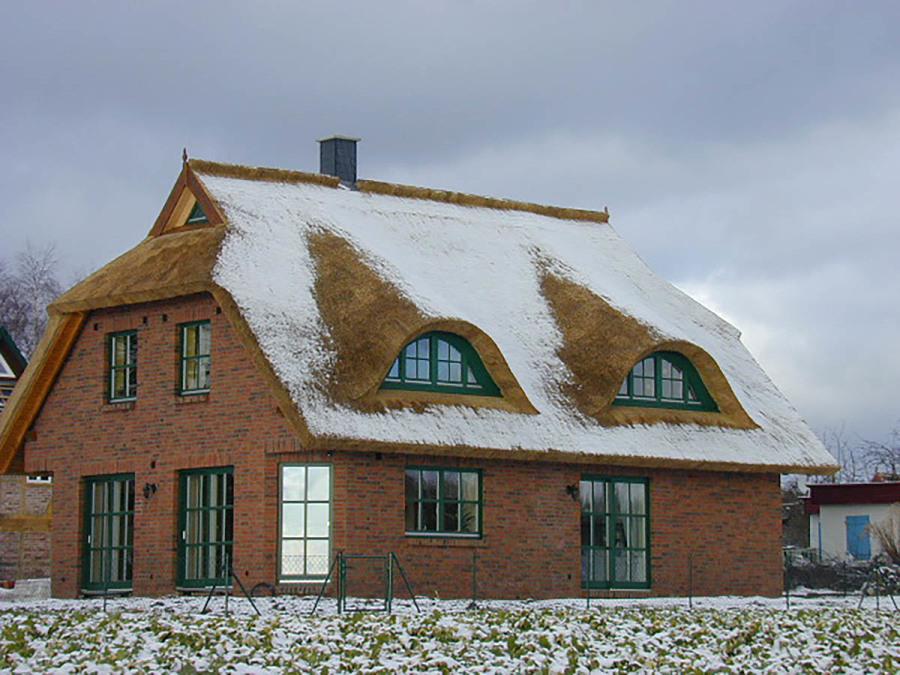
[
  {"left": 177, "top": 466, "right": 233, "bottom": 589},
  {"left": 382, "top": 331, "right": 500, "bottom": 396},
  {"left": 179, "top": 321, "right": 211, "bottom": 395},
  {"left": 580, "top": 475, "right": 650, "bottom": 590},
  {"left": 279, "top": 464, "right": 332, "bottom": 581},
  {"left": 405, "top": 467, "right": 482, "bottom": 536},
  {"left": 614, "top": 351, "right": 717, "bottom": 411},
  {"left": 107, "top": 331, "right": 138, "bottom": 402},
  {"left": 82, "top": 473, "right": 135, "bottom": 592},
  {"left": 185, "top": 202, "right": 209, "bottom": 224}
]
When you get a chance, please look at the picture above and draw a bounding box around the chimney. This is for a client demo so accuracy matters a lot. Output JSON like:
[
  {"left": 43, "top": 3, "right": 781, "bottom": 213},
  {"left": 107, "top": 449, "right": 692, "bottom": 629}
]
[{"left": 318, "top": 136, "right": 360, "bottom": 186}]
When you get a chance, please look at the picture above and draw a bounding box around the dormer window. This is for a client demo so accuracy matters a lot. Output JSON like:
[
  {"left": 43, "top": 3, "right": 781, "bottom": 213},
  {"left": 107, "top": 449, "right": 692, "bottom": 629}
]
[
  {"left": 382, "top": 331, "right": 500, "bottom": 396},
  {"left": 185, "top": 202, "right": 209, "bottom": 224},
  {"left": 615, "top": 351, "right": 716, "bottom": 411}
]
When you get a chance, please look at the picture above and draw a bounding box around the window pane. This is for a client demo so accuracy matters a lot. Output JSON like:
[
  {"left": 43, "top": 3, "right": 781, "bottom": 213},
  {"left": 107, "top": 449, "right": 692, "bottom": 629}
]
[
  {"left": 460, "top": 503, "right": 478, "bottom": 533},
  {"left": 306, "top": 503, "right": 329, "bottom": 538},
  {"left": 461, "top": 472, "right": 479, "bottom": 501},
  {"left": 443, "top": 471, "right": 459, "bottom": 500},
  {"left": 631, "top": 551, "right": 647, "bottom": 583},
  {"left": 307, "top": 466, "right": 330, "bottom": 500},
  {"left": 615, "top": 483, "right": 630, "bottom": 515},
  {"left": 281, "top": 540, "right": 304, "bottom": 576},
  {"left": 306, "top": 539, "right": 330, "bottom": 576},
  {"left": 282, "top": 503, "right": 305, "bottom": 537},
  {"left": 593, "top": 514, "right": 606, "bottom": 547},
  {"left": 442, "top": 502, "right": 459, "bottom": 531},
  {"left": 387, "top": 358, "right": 400, "bottom": 379},
  {"left": 422, "top": 471, "right": 438, "bottom": 500},
  {"left": 198, "top": 324, "right": 211, "bottom": 355},
  {"left": 282, "top": 466, "right": 306, "bottom": 501},
  {"left": 629, "top": 517, "right": 646, "bottom": 548},
  {"left": 630, "top": 484, "right": 646, "bottom": 515},
  {"left": 405, "top": 499, "right": 418, "bottom": 531},
  {"left": 421, "top": 502, "right": 437, "bottom": 531},
  {"left": 405, "top": 470, "right": 419, "bottom": 500},
  {"left": 614, "top": 550, "right": 630, "bottom": 582},
  {"left": 593, "top": 549, "right": 608, "bottom": 583},
  {"left": 592, "top": 481, "right": 605, "bottom": 512}
]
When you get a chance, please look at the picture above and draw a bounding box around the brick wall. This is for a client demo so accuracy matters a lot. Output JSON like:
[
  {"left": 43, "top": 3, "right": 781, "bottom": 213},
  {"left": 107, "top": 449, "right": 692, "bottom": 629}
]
[
  {"left": 0, "top": 475, "right": 52, "bottom": 581},
  {"left": 25, "top": 293, "right": 782, "bottom": 598}
]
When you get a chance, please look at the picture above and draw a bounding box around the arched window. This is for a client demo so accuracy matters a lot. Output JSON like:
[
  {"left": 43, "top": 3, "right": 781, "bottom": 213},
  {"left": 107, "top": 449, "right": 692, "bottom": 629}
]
[
  {"left": 382, "top": 331, "right": 500, "bottom": 396},
  {"left": 614, "top": 351, "right": 716, "bottom": 411}
]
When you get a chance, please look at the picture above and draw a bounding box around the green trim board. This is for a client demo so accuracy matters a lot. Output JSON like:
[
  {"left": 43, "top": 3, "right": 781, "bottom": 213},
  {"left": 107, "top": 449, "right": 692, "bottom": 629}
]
[
  {"left": 278, "top": 464, "right": 333, "bottom": 582},
  {"left": 177, "top": 466, "right": 234, "bottom": 588},
  {"left": 614, "top": 351, "right": 717, "bottom": 411},
  {"left": 107, "top": 330, "right": 137, "bottom": 402},
  {"left": 178, "top": 320, "right": 211, "bottom": 395},
  {"left": 382, "top": 331, "right": 500, "bottom": 396},
  {"left": 580, "top": 475, "right": 650, "bottom": 590},
  {"left": 82, "top": 473, "right": 135, "bottom": 592},
  {"left": 405, "top": 466, "right": 482, "bottom": 536}
]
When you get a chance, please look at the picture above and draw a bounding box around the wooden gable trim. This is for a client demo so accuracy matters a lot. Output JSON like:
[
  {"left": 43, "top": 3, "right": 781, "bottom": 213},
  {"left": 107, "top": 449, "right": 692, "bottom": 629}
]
[
  {"left": 148, "top": 162, "right": 225, "bottom": 238},
  {"left": 0, "top": 312, "right": 86, "bottom": 474}
]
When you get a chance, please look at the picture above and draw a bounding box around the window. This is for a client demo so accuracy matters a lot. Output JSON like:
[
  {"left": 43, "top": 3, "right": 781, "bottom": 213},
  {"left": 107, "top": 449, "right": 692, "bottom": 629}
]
[
  {"left": 580, "top": 476, "right": 650, "bottom": 589},
  {"left": 615, "top": 351, "right": 716, "bottom": 411},
  {"left": 185, "top": 202, "right": 209, "bottom": 224},
  {"left": 405, "top": 467, "right": 481, "bottom": 536},
  {"left": 382, "top": 331, "right": 499, "bottom": 396},
  {"left": 108, "top": 331, "right": 138, "bottom": 402},
  {"left": 0, "top": 383, "right": 13, "bottom": 413},
  {"left": 82, "top": 474, "right": 135, "bottom": 592},
  {"left": 179, "top": 321, "right": 211, "bottom": 394},
  {"left": 279, "top": 464, "right": 332, "bottom": 581},
  {"left": 178, "top": 467, "right": 233, "bottom": 588}
]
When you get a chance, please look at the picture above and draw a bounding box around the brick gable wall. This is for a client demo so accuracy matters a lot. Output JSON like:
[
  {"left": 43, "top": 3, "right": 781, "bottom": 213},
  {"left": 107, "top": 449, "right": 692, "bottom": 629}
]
[{"left": 24, "top": 293, "right": 781, "bottom": 598}]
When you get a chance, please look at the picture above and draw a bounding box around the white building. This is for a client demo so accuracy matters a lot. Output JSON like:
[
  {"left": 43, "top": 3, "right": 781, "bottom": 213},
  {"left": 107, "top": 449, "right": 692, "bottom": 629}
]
[{"left": 806, "top": 482, "right": 900, "bottom": 561}]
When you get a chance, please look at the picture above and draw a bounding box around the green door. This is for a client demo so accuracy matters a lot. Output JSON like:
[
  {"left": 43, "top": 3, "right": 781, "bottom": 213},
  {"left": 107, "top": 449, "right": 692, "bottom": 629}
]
[{"left": 177, "top": 467, "right": 234, "bottom": 588}]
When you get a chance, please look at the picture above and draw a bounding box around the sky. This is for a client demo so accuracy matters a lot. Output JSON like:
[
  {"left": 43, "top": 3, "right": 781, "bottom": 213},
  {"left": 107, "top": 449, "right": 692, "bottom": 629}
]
[{"left": 1, "top": 1, "right": 898, "bottom": 449}]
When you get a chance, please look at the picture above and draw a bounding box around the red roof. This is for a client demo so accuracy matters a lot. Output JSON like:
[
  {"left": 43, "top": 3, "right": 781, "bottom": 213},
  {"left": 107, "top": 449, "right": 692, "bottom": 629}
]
[{"left": 808, "top": 482, "right": 900, "bottom": 506}]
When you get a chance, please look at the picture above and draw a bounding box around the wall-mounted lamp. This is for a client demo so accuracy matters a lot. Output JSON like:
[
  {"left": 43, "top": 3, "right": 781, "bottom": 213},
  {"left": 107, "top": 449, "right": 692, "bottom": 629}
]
[
  {"left": 565, "top": 483, "right": 579, "bottom": 501},
  {"left": 143, "top": 483, "right": 157, "bottom": 499}
]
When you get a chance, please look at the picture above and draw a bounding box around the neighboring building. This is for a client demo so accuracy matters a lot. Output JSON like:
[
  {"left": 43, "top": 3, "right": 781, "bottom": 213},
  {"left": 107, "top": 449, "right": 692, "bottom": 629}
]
[
  {"left": 0, "top": 328, "right": 51, "bottom": 583},
  {"left": 0, "top": 138, "right": 837, "bottom": 599},
  {"left": 805, "top": 482, "right": 900, "bottom": 561},
  {"left": 0, "top": 327, "right": 26, "bottom": 416}
]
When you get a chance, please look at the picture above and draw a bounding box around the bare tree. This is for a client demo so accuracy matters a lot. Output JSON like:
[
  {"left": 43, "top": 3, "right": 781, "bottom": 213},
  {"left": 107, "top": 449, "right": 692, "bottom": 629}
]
[
  {"left": 861, "top": 425, "right": 900, "bottom": 481},
  {"left": 0, "top": 244, "right": 63, "bottom": 358},
  {"left": 814, "top": 425, "right": 865, "bottom": 483}
]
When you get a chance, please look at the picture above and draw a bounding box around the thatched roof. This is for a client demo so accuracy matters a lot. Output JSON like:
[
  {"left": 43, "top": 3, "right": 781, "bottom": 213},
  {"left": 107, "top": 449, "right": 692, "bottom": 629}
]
[{"left": 0, "top": 159, "right": 838, "bottom": 475}]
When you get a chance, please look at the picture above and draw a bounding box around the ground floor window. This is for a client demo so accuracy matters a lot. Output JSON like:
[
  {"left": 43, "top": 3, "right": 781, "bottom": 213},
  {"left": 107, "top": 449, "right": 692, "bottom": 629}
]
[
  {"left": 580, "top": 475, "right": 650, "bottom": 589},
  {"left": 82, "top": 474, "right": 135, "bottom": 591},
  {"left": 405, "top": 467, "right": 481, "bottom": 536},
  {"left": 279, "top": 464, "right": 332, "bottom": 581},
  {"left": 178, "top": 466, "right": 233, "bottom": 588}
]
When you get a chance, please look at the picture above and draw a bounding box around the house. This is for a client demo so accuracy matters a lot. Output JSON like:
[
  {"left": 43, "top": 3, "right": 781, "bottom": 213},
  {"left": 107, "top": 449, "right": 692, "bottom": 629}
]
[
  {"left": 0, "top": 326, "right": 26, "bottom": 415},
  {"left": 0, "top": 138, "right": 838, "bottom": 599},
  {"left": 0, "top": 327, "right": 51, "bottom": 583},
  {"left": 805, "top": 481, "right": 900, "bottom": 561}
]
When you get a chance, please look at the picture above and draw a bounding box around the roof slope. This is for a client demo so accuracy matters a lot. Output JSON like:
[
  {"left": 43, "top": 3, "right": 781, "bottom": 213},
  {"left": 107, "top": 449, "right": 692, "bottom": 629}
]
[{"left": 0, "top": 159, "right": 838, "bottom": 475}]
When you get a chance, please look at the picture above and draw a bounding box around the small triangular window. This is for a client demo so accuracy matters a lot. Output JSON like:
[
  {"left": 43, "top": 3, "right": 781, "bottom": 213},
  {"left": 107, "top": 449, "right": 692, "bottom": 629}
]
[
  {"left": 382, "top": 331, "right": 500, "bottom": 396},
  {"left": 614, "top": 351, "right": 717, "bottom": 411},
  {"left": 185, "top": 202, "right": 209, "bottom": 224}
]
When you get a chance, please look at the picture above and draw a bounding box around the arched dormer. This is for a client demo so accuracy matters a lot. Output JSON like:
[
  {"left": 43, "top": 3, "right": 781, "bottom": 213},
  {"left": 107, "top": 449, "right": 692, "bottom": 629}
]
[
  {"left": 614, "top": 351, "right": 717, "bottom": 411},
  {"left": 381, "top": 331, "right": 500, "bottom": 396}
]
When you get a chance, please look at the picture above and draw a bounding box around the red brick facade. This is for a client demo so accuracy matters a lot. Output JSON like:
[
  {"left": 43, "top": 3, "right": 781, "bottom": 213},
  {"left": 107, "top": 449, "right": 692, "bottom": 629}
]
[{"left": 24, "top": 293, "right": 782, "bottom": 599}]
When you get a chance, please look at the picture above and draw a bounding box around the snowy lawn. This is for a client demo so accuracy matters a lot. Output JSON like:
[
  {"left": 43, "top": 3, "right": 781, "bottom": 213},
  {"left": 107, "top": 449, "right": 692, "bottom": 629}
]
[{"left": 1, "top": 594, "right": 898, "bottom": 674}]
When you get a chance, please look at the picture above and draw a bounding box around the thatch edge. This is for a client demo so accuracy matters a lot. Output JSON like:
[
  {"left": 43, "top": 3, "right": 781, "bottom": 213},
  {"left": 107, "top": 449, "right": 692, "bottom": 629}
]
[
  {"left": 305, "top": 435, "right": 840, "bottom": 476},
  {"left": 0, "top": 313, "right": 87, "bottom": 474},
  {"left": 189, "top": 159, "right": 341, "bottom": 188},
  {"left": 357, "top": 179, "right": 610, "bottom": 224}
]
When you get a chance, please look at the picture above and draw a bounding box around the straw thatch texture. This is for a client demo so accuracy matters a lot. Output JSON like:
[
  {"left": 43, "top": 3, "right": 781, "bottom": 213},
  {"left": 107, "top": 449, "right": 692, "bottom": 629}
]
[
  {"left": 357, "top": 180, "right": 609, "bottom": 224},
  {"left": 307, "top": 230, "right": 537, "bottom": 413},
  {"left": 0, "top": 313, "right": 86, "bottom": 473},
  {"left": 190, "top": 159, "right": 341, "bottom": 188},
  {"left": 51, "top": 227, "right": 225, "bottom": 315},
  {"left": 540, "top": 271, "right": 757, "bottom": 429}
]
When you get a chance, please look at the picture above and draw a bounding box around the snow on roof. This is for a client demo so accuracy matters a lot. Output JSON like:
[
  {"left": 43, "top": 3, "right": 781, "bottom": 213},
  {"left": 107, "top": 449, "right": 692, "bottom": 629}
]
[{"left": 200, "top": 169, "right": 834, "bottom": 472}]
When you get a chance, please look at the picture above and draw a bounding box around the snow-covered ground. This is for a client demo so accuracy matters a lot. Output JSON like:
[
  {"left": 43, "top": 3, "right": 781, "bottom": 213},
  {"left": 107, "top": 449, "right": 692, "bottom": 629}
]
[{"left": 1, "top": 594, "right": 897, "bottom": 673}]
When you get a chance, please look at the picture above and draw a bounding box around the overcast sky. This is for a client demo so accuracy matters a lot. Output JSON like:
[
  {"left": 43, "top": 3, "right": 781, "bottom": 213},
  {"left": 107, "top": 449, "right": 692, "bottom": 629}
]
[{"left": 1, "top": 1, "right": 898, "bottom": 449}]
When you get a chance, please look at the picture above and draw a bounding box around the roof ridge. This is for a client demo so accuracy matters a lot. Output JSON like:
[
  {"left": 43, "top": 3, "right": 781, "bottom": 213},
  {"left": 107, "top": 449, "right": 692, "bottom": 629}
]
[
  {"left": 190, "top": 158, "right": 610, "bottom": 224},
  {"left": 189, "top": 159, "right": 341, "bottom": 188},
  {"left": 357, "top": 180, "right": 610, "bottom": 224}
]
